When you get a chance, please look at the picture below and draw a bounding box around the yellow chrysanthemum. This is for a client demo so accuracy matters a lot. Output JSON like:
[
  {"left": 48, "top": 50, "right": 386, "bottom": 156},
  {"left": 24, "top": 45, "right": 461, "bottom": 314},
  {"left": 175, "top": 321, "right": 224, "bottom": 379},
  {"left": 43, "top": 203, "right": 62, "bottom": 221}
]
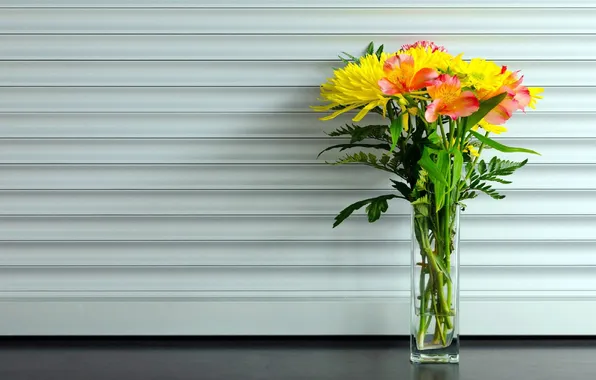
[
  {"left": 528, "top": 87, "right": 544, "bottom": 109},
  {"left": 400, "top": 45, "right": 454, "bottom": 73},
  {"left": 472, "top": 119, "right": 508, "bottom": 134},
  {"left": 312, "top": 53, "right": 391, "bottom": 122},
  {"left": 453, "top": 58, "right": 509, "bottom": 100}
]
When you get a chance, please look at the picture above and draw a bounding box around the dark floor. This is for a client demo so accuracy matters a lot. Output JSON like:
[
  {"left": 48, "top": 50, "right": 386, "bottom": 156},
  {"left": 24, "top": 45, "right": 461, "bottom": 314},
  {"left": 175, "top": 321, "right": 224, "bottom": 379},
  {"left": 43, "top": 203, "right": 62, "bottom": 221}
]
[{"left": 0, "top": 338, "right": 594, "bottom": 380}]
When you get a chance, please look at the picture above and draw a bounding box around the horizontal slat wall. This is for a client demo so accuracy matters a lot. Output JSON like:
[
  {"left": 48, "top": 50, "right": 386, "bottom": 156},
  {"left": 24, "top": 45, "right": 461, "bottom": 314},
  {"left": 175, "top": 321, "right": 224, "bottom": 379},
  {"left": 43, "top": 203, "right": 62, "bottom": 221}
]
[
  {"left": 0, "top": 112, "right": 593, "bottom": 138},
  {"left": 1, "top": 8, "right": 595, "bottom": 34},
  {"left": 2, "top": 61, "right": 593, "bottom": 87},
  {"left": 0, "top": 2, "right": 594, "bottom": 336},
  {"left": 0, "top": 190, "right": 592, "bottom": 215},
  {"left": 1, "top": 1, "right": 594, "bottom": 7},
  {"left": 0, "top": 164, "right": 594, "bottom": 190},
  {"left": 0, "top": 87, "right": 589, "bottom": 113},
  {"left": 3, "top": 35, "right": 596, "bottom": 60}
]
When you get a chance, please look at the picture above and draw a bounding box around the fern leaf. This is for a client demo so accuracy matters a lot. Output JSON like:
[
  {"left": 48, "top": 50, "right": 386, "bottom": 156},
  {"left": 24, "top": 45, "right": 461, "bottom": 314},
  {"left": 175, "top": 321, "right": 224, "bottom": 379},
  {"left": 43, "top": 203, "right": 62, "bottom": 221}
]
[
  {"left": 390, "top": 179, "right": 411, "bottom": 200},
  {"left": 333, "top": 194, "right": 399, "bottom": 228},
  {"left": 317, "top": 142, "right": 391, "bottom": 159},
  {"left": 331, "top": 152, "right": 396, "bottom": 174},
  {"left": 326, "top": 124, "right": 390, "bottom": 144},
  {"left": 470, "top": 181, "right": 505, "bottom": 200}
]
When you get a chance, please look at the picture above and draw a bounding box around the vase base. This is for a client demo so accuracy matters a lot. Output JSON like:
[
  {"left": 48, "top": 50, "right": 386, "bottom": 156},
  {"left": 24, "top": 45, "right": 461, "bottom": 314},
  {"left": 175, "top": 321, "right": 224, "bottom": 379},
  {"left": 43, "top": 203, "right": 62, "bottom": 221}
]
[
  {"left": 410, "top": 352, "right": 459, "bottom": 364},
  {"left": 410, "top": 335, "right": 459, "bottom": 364}
]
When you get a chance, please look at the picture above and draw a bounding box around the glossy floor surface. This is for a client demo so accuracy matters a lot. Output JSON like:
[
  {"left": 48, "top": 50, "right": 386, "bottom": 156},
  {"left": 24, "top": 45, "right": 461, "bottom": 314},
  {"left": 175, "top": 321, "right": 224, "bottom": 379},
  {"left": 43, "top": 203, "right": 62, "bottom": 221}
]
[{"left": 0, "top": 338, "right": 594, "bottom": 380}]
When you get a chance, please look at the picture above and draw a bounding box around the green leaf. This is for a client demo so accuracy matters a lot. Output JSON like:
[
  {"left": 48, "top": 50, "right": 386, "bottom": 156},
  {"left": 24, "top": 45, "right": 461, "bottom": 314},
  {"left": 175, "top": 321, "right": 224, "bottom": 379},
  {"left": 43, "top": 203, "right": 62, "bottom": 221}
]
[
  {"left": 331, "top": 151, "right": 397, "bottom": 174},
  {"left": 365, "top": 41, "right": 375, "bottom": 55},
  {"left": 470, "top": 181, "right": 505, "bottom": 200},
  {"left": 427, "top": 131, "right": 442, "bottom": 146},
  {"left": 470, "top": 131, "right": 540, "bottom": 155},
  {"left": 390, "top": 179, "right": 411, "bottom": 199},
  {"left": 375, "top": 44, "right": 384, "bottom": 58},
  {"left": 451, "top": 149, "right": 463, "bottom": 189},
  {"left": 317, "top": 143, "right": 391, "bottom": 158},
  {"left": 418, "top": 148, "right": 448, "bottom": 187},
  {"left": 365, "top": 199, "right": 389, "bottom": 223},
  {"left": 339, "top": 51, "right": 358, "bottom": 64},
  {"left": 389, "top": 117, "right": 403, "bottom": 152},
  {"left": 465, "top": 92, "right": 508, "bottom": 129},
  {"left": 326, "top": 124, "right": 390, "bottom": 144},
  {"left": 379, "top": 154, "right": 391, "bottom": 166},
  {"left": 411, "top": 195, "right": 431, "bottom": 218},
  {"left": 433, "top": 151, "right": 450, "bottom": 211},
  {"left": 333, "top": 194, "right": 399, "bottom": 228}
]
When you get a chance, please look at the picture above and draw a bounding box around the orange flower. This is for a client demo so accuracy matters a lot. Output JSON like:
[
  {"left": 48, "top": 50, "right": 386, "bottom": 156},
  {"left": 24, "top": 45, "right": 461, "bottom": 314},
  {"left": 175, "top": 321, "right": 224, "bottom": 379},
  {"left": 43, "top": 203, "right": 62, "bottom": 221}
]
[
  {"left": 425, "top": 74, "right": 480, "bottom": 123},
  {"left": 483, "top": 72, "right": 539, "bottom": 124},
  {"left": 378, "top": 54, "right": 439, "bottom": 96}
]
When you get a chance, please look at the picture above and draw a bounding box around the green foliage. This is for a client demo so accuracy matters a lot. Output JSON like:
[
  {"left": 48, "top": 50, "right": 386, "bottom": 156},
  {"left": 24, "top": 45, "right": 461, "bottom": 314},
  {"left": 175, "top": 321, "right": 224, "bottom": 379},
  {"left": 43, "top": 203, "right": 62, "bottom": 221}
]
[
  {"left": 317, "top": 142, "right": 390, "bottom": 159},
  {"left": 375, "top": 44, "right": 385, "bottom": 58},
  {"left": 333, "top": 194, "right": 400, "bottom": 228},
  {"left": 390, "top": 179, "right": 412, "bottom": 200},
  {"left": 332, "top": 151, "right": 398, "bottom": 174},
  {"left": 389, "top": 117, "right": 403, "bottom": 152},
  {"left": 365, "top": 41, "right": 375, "bottom": 55},
  {"left": 470, "top": 131, "right": 540, "bottom": 155},
  {"left": 465, "top": 157, "right": 528, "bottom": 200},
  {"left": 411, "top": 194, "right": 431, "bottom": 217},
  {"left": 326, "top": 124, "right": 390, "bottom": 144},
  {"left": 338, "top": 41, "right": 384, "bottom": 65},
  {"left": 418, "top": 148, "right": 448, "bottom": 187},
  {"left": 464, "top": 92, "right": 507, "bottom": 130}
]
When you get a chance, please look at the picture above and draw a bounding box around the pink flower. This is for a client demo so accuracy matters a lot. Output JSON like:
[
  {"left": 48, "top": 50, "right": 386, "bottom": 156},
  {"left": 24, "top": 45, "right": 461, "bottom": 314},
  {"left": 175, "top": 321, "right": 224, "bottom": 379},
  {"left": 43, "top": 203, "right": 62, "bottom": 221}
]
[
  {"left": 425, "top": 74, "right": 480, "bottom": 123},
  {"left": 378, "top": 54, "right": 439, "bottom": 96},
  {"left": 483, "top": 98, "right": 517, "bottom": 125},
  {"left": 401, "top": 40, "right": 448, "bottom": 53},
  {"left": 484, "top": 72, "right": 532, "bottom": 124}
]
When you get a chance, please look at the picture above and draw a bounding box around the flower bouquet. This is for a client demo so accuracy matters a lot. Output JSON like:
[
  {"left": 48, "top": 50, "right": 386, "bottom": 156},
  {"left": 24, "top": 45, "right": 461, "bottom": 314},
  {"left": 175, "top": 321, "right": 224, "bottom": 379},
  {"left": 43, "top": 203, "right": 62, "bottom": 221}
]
[{"left": 313, "top": 40, "right": 543, "bottom": 363}]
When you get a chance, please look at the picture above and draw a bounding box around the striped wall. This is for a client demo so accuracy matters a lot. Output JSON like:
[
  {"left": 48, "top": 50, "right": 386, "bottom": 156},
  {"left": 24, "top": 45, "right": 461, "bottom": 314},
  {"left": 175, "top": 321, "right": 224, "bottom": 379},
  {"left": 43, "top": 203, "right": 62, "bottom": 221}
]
[{"left": 0, "top": 1, "right": 595, "bottom": 335}]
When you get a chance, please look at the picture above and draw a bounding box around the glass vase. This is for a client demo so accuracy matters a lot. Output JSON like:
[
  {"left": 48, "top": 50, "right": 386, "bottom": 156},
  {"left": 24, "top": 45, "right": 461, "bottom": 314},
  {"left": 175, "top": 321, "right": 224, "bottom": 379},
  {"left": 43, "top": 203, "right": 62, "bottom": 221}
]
[{"left": 410, "top": 201, "right": 460, "bottom": 364}]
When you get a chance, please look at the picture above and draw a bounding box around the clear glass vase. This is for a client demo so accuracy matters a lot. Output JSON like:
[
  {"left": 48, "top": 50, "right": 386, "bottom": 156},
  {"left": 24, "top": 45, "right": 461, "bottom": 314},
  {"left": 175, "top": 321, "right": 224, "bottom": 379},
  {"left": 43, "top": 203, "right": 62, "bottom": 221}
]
[{"left": 410, "top": 201, "right": 460, "bottom": 364}]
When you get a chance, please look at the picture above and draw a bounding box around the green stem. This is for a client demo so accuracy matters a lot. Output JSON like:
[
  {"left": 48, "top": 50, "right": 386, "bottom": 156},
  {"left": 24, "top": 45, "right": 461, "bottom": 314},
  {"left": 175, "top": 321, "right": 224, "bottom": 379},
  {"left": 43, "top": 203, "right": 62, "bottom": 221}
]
[
  {"left": 460, "top": 131, "right": 491, "bottom": 192},
  {"left": 430, "top": 285, "right": 446, "bottom": 346},
  {"left": 417, "top": 251, "right": 428, "bottom": 338},
  {"left": 438, "top": 120, "right": 449, "bottom": 149},
  {"left": 425, "top": 246, "right": 452, "bottom": 330}
]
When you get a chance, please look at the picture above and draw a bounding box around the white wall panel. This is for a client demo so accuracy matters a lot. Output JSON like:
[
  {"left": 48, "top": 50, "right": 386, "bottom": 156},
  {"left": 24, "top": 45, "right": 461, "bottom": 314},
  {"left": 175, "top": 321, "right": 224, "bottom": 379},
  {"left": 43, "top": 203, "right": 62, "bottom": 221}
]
[
  {"left": 0, "top": 164, "right": 593, "bottom": 190},
  {"left": 0, "top": 190, "right": 591, "bottom": 216},
  {"left": 3, "top": 61, "right": 591, "bottom": 87},
  {"left": 1, "top": 0, "right": 594, "bottom": 7},
  {"left": 1, "top": 240, "right": 594, "bottom": 267},
  {"left": 1, "top": 3, "right": 593, "bottom": 336},
  {"left": 0, "top": 266, "right": 593, "bottom": 294},
  {"left": 3, "top": 35, "right": 595, "bottom": 60},
  {"left": 0, "top": 112, "right": 594, "bottom": 138},
  {"left": 0, "top": 87, "right": 586, "bottom": 113},
  {"left": 0, "top": 299, "right": 592, "bottom": 336},
  {"left": 0, "top": 215, "right": 593, "bottom": 241},
  {"left": 2, "top": 8, "right": 594, "bottom": 34},
  {"left": 0, "top": 138, "right": 588, "bottom": 164}
]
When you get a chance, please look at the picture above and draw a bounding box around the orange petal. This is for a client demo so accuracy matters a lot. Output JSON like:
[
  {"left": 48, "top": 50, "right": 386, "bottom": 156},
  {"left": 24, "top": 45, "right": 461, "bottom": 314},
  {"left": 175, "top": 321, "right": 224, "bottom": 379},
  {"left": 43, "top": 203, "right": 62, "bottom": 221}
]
[
  {"left": 513, "top": 86, "right": 531, "bottom": 110},
  {"left": 378, "top": 78, "right": 399, "bottom": 95},
  {"left": 425, "top": 100, "right": 442, "bottom": 123},
  {"left": 443, "top": 91, "right": 479, "bottom": 120},
  {"left": 484, "top": 100, "right": 515, "bottom": 125},
  {"left": 409, "top": 68, "right": 440, "bottom": 91},
  {"left": 383, "top": 54, "right": 414, "bottom": 72}
]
